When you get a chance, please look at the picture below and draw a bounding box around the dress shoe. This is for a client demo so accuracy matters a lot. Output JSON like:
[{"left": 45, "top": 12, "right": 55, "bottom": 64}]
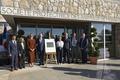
[
  {"left": 11, "top": 68, "right": 14, "bottom": 71},
  {"left": 15, "top": 68, "right": 18, "bottom": 70}
]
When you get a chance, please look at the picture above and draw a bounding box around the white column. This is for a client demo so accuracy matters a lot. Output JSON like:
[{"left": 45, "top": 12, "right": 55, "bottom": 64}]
[
  {"left": 104, "top": 24, "right": 106, "bottom": 59},
  {"left": 17, "top": 24, "right": 20, "bottom": 32},
  {"left": 91, "top": 25, "right": 94, "bottom": 46}
]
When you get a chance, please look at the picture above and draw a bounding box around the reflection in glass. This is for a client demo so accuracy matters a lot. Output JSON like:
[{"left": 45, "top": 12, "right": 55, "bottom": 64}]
[
  {"left": 19, "top": 27, "right": 36, "bottom": 36},
  {"left": 52, "top": 28, "right": 64, "bottom": 37},
  {"left": 37, "top": 28, "right": 51, "bottom": 35},
  {"left": 91, "top": 23, "right": 112, "bottom": 59}
]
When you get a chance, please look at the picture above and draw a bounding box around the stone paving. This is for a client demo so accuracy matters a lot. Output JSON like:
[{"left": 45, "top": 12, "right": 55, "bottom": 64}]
[{"left": 0, "top": 59, "right": 120, "bottom": 80}]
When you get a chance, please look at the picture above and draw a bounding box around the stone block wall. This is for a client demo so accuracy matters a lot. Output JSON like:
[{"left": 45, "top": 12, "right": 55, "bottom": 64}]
[{"left": 1, "top": 0, "right": 120, "bottom": 23}]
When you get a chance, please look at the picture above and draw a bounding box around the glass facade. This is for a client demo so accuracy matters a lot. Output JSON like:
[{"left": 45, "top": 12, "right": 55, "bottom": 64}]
[
  {"left": 18, "top": 23, "right": 90, "bottom": 61},
  {"left": 19, "top": 23, "right": 90, "bottom": 45},
  {"left": 37, "top": 25, "right": 51, "bottom": 36},
  {"left": 19, "top": 24, "right": 77, "bottom": 38},
  {"left": 91, "top": 23, "right": 112, "bottom": 59},
  {"left": 52, "top": 28, "right": 64, "bottom": 37},
  {"left": 19, "top": 24, "right": 36, "bottom": 36},
  {"left": 18, "top": 22, "right": 112, "bottom": 59},
  {"left": 19, "top": 24, "right": 65, "bottom": 37}
]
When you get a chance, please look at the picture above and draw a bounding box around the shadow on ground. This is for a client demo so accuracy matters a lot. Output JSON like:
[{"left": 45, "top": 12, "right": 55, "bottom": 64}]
[
  {"left": 52, "top": 66, "right": 120, "bottom": 80},
  {"left": 0, "top": 65, "right": 10, "bottom": 71}
]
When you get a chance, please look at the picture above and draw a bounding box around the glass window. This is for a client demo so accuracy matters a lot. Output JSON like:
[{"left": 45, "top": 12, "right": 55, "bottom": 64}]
[
  {"left": 67, "top": 28, "right": 72, "bottom": 38},
  {"left": 64, "top": 27, "right": 72, "bottom": 38},
  {"left": 52, "top": 28, "right": 64, "bottom": 37},
  {"left": 91, "top": 23, "right": 112, "bottom": 59},
  {"left": 19, "top": 24, "right": 36, "bottom": 36},
  {"left": 37, "top": 28, "right": 51, "bottom": 35},
  {"left": 20, "top": 27, "right": 36, "bottom": 36},
  {"left": 37, "top": 25, "right": 51, "bottom": 38}
]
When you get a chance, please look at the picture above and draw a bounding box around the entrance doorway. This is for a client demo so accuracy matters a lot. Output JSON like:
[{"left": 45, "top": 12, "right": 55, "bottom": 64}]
[{"left": 18, "top": 23, "right": 90, "bottom": 39}]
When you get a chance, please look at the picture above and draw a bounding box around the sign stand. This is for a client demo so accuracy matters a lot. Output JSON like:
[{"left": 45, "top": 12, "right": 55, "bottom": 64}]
[
  {"left": 44, "top": 39, "right": 57, "bottom": 67},
  {"left": 45, "top": 52, "right": 57, "bottom": 67}
]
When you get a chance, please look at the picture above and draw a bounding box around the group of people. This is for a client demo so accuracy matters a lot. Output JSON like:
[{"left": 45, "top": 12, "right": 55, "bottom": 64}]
[
  {"left": 8, "top": 31, "right": 88, "bottom": 71},
  {"left": 56, "top": 32, "right": 88, "bottom": 64}
]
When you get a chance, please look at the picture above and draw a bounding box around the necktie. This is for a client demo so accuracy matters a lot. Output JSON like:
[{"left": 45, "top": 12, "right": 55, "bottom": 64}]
[
  {"left": 14, "top": 41, "right": 16, "bottom": 47},
  {"left": 14, "top": 41, "right": 15, "bottom": 44}
]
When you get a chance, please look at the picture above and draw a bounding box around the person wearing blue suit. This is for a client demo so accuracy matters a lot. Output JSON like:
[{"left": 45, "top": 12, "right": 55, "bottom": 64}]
[
  {"left": 37, "top": 33, "right": 45, "bottom": 65},
  {"left": 8, "top": 35, "right": 19, "bottom": 71},
  {"left": 79, "top": 33, "right": 88, "bottom": 64}
]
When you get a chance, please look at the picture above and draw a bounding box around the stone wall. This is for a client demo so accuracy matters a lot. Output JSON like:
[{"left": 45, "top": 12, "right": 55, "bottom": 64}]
[
  {"left": 0, "top": 0, "right": 120, "bottom": 23},
  {"left": 0, "top": 15, "right": 6, "bottom": 22}
]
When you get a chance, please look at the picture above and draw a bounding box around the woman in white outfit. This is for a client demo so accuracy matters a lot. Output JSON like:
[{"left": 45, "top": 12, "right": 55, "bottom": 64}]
[{"left": 56, "top": 36, "right": 64, "bottom": 64}]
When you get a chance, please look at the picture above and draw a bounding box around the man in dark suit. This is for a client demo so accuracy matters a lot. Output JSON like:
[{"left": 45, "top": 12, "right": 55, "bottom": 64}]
[
  {"left": 63, "top": 33, "right": 71, "bottom": 64},
  {"left": 18, "top": 37, "right": 26, "bottom": 69},
  {"left": 8, "top": 35, "right": 19, "bottom": 71},
  {"left": 79, "top": 33, "right": 88, "bottom": 64},
  {"left": 37, "top": 33, "right": 45, "bottom": 65}
]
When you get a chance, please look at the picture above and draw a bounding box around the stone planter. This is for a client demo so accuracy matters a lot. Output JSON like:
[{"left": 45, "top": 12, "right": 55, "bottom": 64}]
[{"left": 89, "top": 56, "right": 97, "bottom": 65}]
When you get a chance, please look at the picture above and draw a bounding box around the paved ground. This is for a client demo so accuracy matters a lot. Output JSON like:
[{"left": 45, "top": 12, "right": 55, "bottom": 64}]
[{"left": 0, "top": 59, "right": 120, "bottom": 80}]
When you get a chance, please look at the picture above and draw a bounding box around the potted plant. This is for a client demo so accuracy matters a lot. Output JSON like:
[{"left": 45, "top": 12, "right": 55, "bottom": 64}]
[{"left": 88, "top": 27, "right": 99, "bottom": 64}]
